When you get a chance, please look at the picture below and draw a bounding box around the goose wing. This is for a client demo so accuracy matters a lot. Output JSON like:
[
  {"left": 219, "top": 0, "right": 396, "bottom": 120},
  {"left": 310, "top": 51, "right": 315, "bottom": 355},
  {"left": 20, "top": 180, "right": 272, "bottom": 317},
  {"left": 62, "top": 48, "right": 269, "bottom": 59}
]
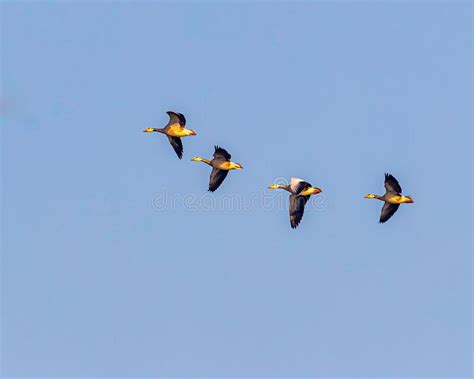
[
  {"left": 167, "top": 136, "right": 183, "bottom": 159},
  {"left": 290, "top": 177, "right": 312, "bottom": 194},
  {"left": 213, "top": 146, "right": 231, "bottom": 161},
  {"left": 289, "top": 194, "right": 310, "bottom": 229},
  {"left": 209, "top": 168, "right": 229, "bottom": 192},
  {"left": 384, "top": 173, "right": 402, "bottom": 194},
  {"left": 380, "top": 202, "right": 400, "bottom": 223},
  {"left": 166, "top": 111, "right": 186, "bottom": 126}
]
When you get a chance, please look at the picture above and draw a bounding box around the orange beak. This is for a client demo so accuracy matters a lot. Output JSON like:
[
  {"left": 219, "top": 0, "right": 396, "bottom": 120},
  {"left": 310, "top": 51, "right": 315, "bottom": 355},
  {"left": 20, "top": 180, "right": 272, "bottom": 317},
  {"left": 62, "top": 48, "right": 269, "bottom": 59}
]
[
  {"left": 190, "top": 130, "right": 197, "bottom": 136},
  {"left": 406, "top": 198, "right": 414, "bottom": 203},
  {"left": 312, "top": 187, "right": 322, "bottom": 194}
]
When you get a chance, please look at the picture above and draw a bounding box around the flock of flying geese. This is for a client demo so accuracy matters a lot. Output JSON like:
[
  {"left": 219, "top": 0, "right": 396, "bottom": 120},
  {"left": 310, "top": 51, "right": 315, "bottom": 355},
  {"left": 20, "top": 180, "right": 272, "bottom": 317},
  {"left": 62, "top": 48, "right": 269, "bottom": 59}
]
[{"left": 144, "top": 111, "right": 414, "bottom": 228}]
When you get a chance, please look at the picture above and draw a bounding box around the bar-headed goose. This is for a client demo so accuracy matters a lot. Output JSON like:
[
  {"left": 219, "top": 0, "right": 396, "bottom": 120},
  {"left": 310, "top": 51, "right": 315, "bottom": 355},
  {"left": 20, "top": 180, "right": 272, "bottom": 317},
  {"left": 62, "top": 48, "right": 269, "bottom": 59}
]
[
  {"left": 191, "top": 146, "right": 243, "bottom": 192},
  {"left": 143, "top": 111, "right": 196, "bottom": 159},
  {"left": 268, "top": 177, "right": 322, "bottom": 229},
  {"left": 364, "top": 173, "right": 414, "bottom": 223}
]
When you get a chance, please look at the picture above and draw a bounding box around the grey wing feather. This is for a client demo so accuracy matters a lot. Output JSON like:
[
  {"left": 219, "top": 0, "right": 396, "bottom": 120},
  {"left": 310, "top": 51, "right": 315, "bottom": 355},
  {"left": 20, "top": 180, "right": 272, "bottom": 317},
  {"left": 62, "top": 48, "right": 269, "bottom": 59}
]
[
  {"left": 384, "top": 173, "right": 402, "bottom": 194},
  {"left": 379, "top": 202, "right": 400, "bottom": 223},
  {"left": 289, "top": 194, "right": 310, "bottom": 229},
  {"left": 209, "top": 168, "right": 229, "bottom": 192},
  {"left": 166, "top": 111, "right": 186, "bottom": 126},
  {"left": 167, "top": 136, "right": 183, "bottom": 159}
]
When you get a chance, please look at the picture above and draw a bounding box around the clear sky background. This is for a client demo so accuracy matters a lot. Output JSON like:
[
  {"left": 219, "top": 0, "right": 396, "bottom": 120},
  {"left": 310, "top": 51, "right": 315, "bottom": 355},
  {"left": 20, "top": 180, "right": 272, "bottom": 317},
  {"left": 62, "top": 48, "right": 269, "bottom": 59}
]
[{"left": 1, "top": 1, "right": 472, "bottom": 377}]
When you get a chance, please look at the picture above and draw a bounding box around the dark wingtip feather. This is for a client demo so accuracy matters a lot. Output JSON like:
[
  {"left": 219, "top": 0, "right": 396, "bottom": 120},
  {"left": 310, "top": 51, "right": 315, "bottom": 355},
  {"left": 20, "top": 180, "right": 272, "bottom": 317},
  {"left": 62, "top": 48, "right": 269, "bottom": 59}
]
[
  {"left": 167, "top": 136, "right": 183, "bottom": 159},
  {"left": 290, "top": 219, "right": 301, "bottom": 229},
  {"left": 213, "top": 146, "right": 231, "bottom": 160}
]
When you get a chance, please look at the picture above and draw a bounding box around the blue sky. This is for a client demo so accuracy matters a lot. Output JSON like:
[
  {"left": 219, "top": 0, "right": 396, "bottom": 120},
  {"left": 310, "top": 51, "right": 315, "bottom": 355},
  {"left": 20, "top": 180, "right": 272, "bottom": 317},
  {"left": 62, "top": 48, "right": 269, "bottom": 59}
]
[{"left": 1, "top": 1, "right": 472, "bottom": 377}]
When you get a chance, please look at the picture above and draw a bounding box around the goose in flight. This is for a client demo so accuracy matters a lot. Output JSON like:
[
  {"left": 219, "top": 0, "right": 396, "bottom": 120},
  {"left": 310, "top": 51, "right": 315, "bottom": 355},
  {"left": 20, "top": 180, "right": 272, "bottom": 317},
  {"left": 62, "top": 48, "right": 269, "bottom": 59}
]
[
  {"left": 364, "top": 173, "right": 414, "bottom": 223},
  {"left": 191, "top": 146, "right": 243, "bottom": 192},
  {"left": 143, "top": 111, "right": 196, "bottom": 159},
  {"left": 267, "top": 177, "right": 322, "bottom": 229}
]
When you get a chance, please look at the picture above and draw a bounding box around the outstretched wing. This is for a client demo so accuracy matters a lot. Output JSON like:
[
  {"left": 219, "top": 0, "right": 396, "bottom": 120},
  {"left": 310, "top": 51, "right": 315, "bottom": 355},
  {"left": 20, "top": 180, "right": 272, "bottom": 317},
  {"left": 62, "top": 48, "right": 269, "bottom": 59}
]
[
  {"left": 213, "top": 145, "right": 231, "bottom": 161},
  {"left": 289, "top": 194, "right": 310, "bottom": 229},
  {"left": 384, "top": 173, "right": 402, "bottom": 194},
  {"left": 166, "top": 111, "right": 186, "bottom": 126},
  {"left": 167, "top": 136, "right": 183, "bottom": 159},
  {"left": 209, "top": 168, "right": 229, "bottom": 192},
  {"left": 379, "top": 202, "right": 400, "bottom": 223},
  {"left": 290, "top": 177, "right": 312, "bottom": 194}
]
